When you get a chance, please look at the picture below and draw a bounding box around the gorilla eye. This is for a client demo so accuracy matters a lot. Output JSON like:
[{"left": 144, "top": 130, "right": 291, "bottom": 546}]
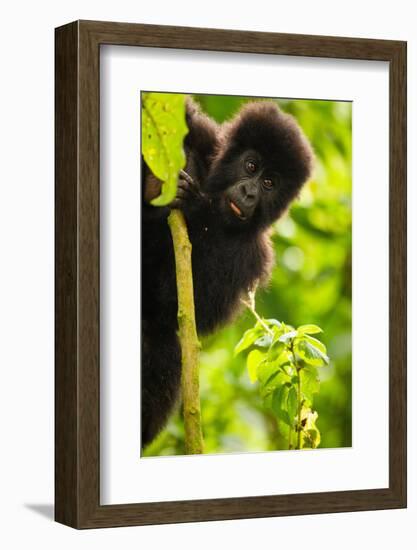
[
  {"left": 263, "top": 178, "right": 274, "bottom": 190},
  {"left": 246, "top": 160, "right": 257, "bottom": 173}
]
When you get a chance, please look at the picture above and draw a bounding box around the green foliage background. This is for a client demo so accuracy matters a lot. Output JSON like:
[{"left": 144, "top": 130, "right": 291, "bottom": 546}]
[{"left": 144, "top": 94, "right": 352, "bottom": 457}]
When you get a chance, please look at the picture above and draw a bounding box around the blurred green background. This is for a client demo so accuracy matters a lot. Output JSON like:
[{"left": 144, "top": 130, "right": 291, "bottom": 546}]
[{"left": 144, "top": 94, "right": 352, "bottom": 457}]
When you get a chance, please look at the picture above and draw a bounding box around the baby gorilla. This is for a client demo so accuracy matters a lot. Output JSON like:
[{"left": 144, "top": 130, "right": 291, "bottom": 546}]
[{"left": 141, "top": 98, "right": 313, "bottom": 448}]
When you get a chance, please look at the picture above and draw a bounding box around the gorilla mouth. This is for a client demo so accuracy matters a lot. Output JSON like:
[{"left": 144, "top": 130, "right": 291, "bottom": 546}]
[{"left": 229, "top": 200, "right": 246, "bottom": 220}]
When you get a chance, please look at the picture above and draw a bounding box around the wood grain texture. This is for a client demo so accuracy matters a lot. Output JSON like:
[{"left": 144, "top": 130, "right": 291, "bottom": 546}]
[
  {"left": 55, "top": 21, "right": 79, "bottom": 527},
  {"left": 55, "top": 20, "right": 407, "bottom": 529},
  {"left": 388, "top": 42, "right": 407, "bottom": 504}
]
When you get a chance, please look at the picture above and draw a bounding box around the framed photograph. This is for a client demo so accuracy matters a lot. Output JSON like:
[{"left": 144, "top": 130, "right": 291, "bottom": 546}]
[{"left": 55, "top": 20, "right": 407, "bottom": 528}]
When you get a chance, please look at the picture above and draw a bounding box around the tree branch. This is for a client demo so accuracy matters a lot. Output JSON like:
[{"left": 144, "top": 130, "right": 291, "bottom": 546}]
[{"left": 167, "top": 209, "right": 204, "bottom": 454}]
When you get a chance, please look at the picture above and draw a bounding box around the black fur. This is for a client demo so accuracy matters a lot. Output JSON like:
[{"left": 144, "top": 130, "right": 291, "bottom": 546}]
[{"left": 141, "top": 98, "right": 313, "bottom": 448}]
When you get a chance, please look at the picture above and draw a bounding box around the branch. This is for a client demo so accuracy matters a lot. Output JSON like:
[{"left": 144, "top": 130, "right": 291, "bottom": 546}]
[
  {"left": 167, "top": 209, "right": 204, "bottom": 454},
  {"left": 240, "top": 283, "right": 274, "bottom": 337}
]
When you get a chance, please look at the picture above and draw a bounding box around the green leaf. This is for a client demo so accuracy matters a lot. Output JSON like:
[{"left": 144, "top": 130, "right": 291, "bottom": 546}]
[
  {"left": 259, "top": 370, "right": 280, "bottom": 397},
  {"left": 300, "top": 365, "right": 320, "bottom": 401},
  {"left": 141, "top": 92, "right": 189, "bottom": 206},
  {"left": 255, "top": 334, "right": 273, "bottom": 348},
  {"left": 297, "top": 324, "right": 323, "bottom": 335},
  {"left": 266, "top": 341, "right": 286, "bottom": 361},
  {"left": 299, "top": 408, "right": 321, "bottom": 449},
  {"left": 296, "top": 339, "right": 329, "bottom": 366},
  {"left": 305, "top": 334, "right": 327, "bottom": 355},
  {"left": 246, "top": 349, "right": 266, "bottom": 383},
  {"left": 271, "top": 326, "right": 285, "bottom": 344},
  {"left": 259, "top": 370, "right": 289, "bottom": 398},
  {"left": 271, "top": 385, "right": 291, "bottom": 425},
  {"left": 234, "top": 327, "right": 262, "bottom": 356},
  {"left": 302, "top": 428, "right": 321, "bottom": 449},
  {"left": 287, "top": 387, "right": 298, "bottom": 421},
  {"left": 270, "top": 348, "right": 292, "bottom": 367},
  {"left": 258, "top": 359, "right": 291, "bottom": 396},
  {"left": 263, "top": 392, "right": 273, "bottom": 410},
  {"left": 257, "top": 361, "right": 281, "bottom": 387},
  {"left": 278, "top": 330, "right": 298, "bottom": 343},
  {"left": 265, "top": 319, "right": 282, "bottom": 328}
]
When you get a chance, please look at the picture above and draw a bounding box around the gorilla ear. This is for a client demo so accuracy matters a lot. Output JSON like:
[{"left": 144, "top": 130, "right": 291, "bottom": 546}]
[{"left": 218, "top": 101, "right": 314, "bottom": 185}]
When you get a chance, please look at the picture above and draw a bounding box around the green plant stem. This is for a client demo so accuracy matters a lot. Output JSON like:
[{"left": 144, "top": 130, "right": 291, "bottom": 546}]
[
  {"left": 290, "top": 342, "right": 302, "bottom": 450},
  {"left": 167, "top": 209, "right": 204, "bottom": 454},
  {"left": 296, "top": 369, "right": 302, "bottom": 450},
  {"left": 241, "top": 298, "right": 274, "bottom": 337}
]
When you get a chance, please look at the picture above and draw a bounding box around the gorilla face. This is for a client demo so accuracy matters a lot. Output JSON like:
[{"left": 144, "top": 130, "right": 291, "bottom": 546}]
[
  {"left": 204, "top": 102, "right": 314, "bottom": 232},
  {"left": 209, "top": 147, "right": 305, "bottom": 232},
  {"left": 220, "top": 150, "right": 281, "bottom": 225}
]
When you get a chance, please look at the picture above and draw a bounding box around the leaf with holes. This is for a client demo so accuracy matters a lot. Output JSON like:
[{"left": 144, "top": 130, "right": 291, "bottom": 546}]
[{"left": 141, "top": 93, "right": 188, "bottom": 206}]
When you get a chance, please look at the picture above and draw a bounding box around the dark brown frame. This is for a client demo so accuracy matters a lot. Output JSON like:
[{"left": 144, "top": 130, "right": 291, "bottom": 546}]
[{"left": 55, "top": 20, "right": 407, "bottom": 529}]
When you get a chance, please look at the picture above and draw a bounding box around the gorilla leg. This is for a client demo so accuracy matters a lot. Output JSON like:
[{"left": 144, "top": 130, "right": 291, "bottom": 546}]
[{"left": 141, "top": 324, "right": 182, "bottom": 448}]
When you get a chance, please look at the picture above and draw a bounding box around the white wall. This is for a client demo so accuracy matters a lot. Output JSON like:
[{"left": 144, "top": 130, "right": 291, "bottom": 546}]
[{"left": 0, "top": 1, "right": 414, "bottom": 548}]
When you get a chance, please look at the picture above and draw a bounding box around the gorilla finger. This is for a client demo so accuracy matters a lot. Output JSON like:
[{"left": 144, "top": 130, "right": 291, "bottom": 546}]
[
  {"left": 177, "top": 180, "right": 192, "bottom": 192},
  {"left": 176, "top": 187, "right": 188, "bottom": 199},
  {"left": 178, "top": 177, "right": 202, "bottom": 197},
  {"left": 179, "top": 169, "right": 194, "bottom": 185}
]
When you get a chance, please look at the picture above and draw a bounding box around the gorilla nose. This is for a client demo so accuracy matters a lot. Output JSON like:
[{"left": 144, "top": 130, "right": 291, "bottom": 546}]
[{"left": 241, "top": 181, "right": 257, "bottom": 204}]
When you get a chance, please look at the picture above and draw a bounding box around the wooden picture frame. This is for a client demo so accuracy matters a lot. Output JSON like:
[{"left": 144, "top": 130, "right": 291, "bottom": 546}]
[{"left": 55, "top": 20, "right": 407, "bottom": 529}]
